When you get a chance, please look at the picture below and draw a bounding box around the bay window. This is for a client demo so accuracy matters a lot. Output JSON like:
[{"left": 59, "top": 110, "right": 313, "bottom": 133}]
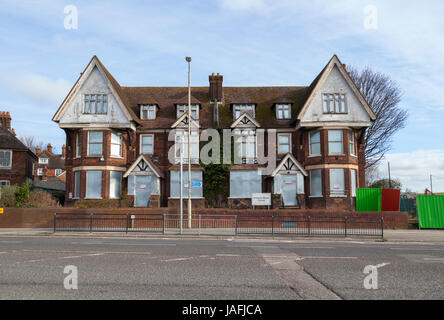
[
  {"left": 175, "top": 130, "right": 199, "bottom": 164},
  {"left": 86, "top": 170, "right": 102, "bottom": 199},
  {"left": 87, "top": 131, "right": 103, "bottom": 156},
  {"left": 110, "top": 171, "right": 122, "bottom": 199},
  {"left": 349, "top": 131, "right": 356, "bottom": 156},
  {"left": 110, "top": 132, "right": 122, "bottom": 157},
  {"left": 328, "top": 130, "right": 343, "bottom": 154},
  {"left": 229, "top": 170, "right": 261, "bottom": 198},
  {"left": 74, "top": 171, "right": 80, "bottom": 198},
  {"left": 310, "top": 169, "right": 322, "bottom": 196},
  {"left": 351, "top": 169, "right": 357, "bottom": 197},
  {"left": 330, "top": 168, "right": 345, "bottom": 196},
  {"left": 309, "top": 131, "right": 321, "bottom": 156}
]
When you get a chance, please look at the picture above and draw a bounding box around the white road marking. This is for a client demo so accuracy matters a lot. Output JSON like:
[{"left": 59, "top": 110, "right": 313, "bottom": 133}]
[
  {"left": 60, "top": 256, "right": 81, "bottom": 259},
  {"left": 163, "top": 257, "right": 192, "bottom": 262},
  {"left": 390, "top": 248, "right": 444, "bottom": 251},
  {"left": 296, "top": 256, "right": 358, "bottom": 260},
  {"left": 424, "top": 258, "right": 444, "bottom": 261},
  {"left": 0, "top": 252, "right": 6, "bottom": 254},
  {"left": 70, "top": 242, "right": 175, "bottom": 246},
  {"left": 216, "top": 254, "right": 240, "bottom": 257},
  {"left": 269, "top": 261, "right": 282, "bottom": 265},
  {"left": 0, "top": 241, "right": 23, "bottom": 243},
  {"left": 374, "top": 262, "right": 391, "bottom": 268},
  {"left": 85, "top": 253, "right": 105, "bottom": 256}
]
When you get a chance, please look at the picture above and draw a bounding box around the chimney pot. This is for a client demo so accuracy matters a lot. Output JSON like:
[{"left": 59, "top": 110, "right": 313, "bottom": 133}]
[{"left": 209, "top": 73, "right": 223, "bottom": 102}]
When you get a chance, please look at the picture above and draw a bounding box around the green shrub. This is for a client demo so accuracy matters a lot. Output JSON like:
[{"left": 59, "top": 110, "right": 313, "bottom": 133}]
[
  {"left": 14, "top": 182, "right": 32, "bottom": 207},
  {"left": 0, "top": 185, "right": 18, "bottom": 207}
]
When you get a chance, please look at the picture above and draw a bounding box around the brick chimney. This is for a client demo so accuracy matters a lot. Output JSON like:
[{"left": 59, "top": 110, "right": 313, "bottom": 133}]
[
  {"left": 209, "top": 73, "right": 223, "bottom": 103},
  {"left": 47, "top": 143, "right": 53, "bottom": 154},
  {"left": 62, "top": 144, "right": 66, "bottom": 158},
  {"left": 0, "top": 111, "right": 11, "bottom": 130}
]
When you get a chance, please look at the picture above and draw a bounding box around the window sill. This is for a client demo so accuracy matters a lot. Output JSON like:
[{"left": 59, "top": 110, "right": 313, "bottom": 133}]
[
  {"left": 168, "top": 197, "right": 204, "bottom": 200},
  {"left": 84, "top": 197, "right": 103, "bottom": 200},
  {"left": 309, "top": 195, "right": 323, "bottom": 198},
  {"left": 110, "top": 156, "right": 124, "bottom": 159},
  {"left": 86, "top": 155, "right": 103, "bottom": 158},
  {"left": 330, "top": 194, "right": 347, "bottom": 198},
  {"left": 307, "top": 154, "right": 321, "bottom": 158},
  {"left": 328, "top": 153, "right": 345, "bottom": 156},
  {"left": 350, "top": 154, "right": 357, "bottom": 158},
  {"left": 0, "top": 167, "right": 12, "bottom": 170}
]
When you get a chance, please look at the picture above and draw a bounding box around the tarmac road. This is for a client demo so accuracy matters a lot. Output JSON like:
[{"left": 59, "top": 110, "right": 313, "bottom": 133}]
[{"left": 0, "top": 235, "right": 443, "bottom": 300}]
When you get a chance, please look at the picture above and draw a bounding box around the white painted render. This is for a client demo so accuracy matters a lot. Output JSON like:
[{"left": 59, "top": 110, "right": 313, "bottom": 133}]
[
  {"left": 299, "top": 65, "right": 372, "bottom": 127},
  {"left": 58, "top": 66, "right": 133, "bottom": 129}
]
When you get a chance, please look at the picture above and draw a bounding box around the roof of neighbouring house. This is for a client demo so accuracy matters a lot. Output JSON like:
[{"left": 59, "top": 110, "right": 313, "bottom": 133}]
[
  {"left": 33, "top": 176, "right": 66, "bottom": 192},
  {"left": 0, "top": 127, "right": 38, "bottom": 160}
]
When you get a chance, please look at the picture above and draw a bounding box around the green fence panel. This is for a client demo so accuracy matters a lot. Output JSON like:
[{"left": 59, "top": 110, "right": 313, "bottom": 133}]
[
  {"left": 356, "top": 188, "right": 382, "bottom": 212},
  {"left": 417, "top": 195, "right": 444, "bottom": 229}
]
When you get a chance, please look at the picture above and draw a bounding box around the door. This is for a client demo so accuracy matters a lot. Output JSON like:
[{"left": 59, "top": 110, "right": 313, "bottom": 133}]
[
  {"left": 281, "top": 174, "right": 298, "bottom": 206},
  {"left": 135, "top": 175, "right": 151, "bottom": 207}
]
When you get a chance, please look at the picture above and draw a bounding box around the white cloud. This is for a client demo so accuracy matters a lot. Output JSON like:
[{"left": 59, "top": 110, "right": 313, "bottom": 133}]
[
  {"left": 0, "top": 72, "right": 71, "bottom": 106},
  {"left": 379, "top": 150, "right": 444, "bottom": 192}
]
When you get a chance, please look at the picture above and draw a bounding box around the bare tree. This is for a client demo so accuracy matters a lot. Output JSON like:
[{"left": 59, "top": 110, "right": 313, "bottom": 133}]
[
  {"left": 349, "top": 67, "right": 408, "bottom": 169},
  {"left": 18, "top": 135, "right": 45, "bottom": 154}
]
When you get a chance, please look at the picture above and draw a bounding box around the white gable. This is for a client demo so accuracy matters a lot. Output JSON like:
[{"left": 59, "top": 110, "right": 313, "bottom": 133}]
[
  {"left": 57, "top": 64, "right": 134, "bottom": 129},
  {"left": 299, "top": 65, "right": 373, "bottom": 128}
]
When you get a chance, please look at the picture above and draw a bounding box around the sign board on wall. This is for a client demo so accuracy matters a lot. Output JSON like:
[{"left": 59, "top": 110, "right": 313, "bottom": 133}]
[{"left": 252, "top": 193, "right": 271, "bottom": 206}]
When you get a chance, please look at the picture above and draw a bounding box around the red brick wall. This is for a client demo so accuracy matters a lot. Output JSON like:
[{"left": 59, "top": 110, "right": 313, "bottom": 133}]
[{"left": 0, "top": 150, "right": 35, "bottom": 185}]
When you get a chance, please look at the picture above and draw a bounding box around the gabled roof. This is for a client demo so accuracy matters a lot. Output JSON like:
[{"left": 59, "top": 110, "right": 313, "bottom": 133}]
[
  {"left": 123, "top": 154, "right": 164, "bottom": 178},
  {"left": 171, "top": 112, "right": 200, "bottom": 129},
  {"left": 0, "top": 127, "right": 37, "bottom": 160},
  {"left": 270, "top": 153, "right": 308, "bottom": 177},
  {"left": 297, "top": 55, "right": 376, "bottom": 121},
  {"left": 52, "top": 56, "right": 141, "bottom": 125},
  {"left": 231, "top": 112, "right": 261, "bottom": 128}
]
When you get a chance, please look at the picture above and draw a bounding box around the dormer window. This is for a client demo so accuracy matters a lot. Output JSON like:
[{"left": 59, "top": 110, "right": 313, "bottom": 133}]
[
  {"left": 140, "top": 105, "right": 156, "bottom": 120},
  {"left": 177, "top": 105, "right": 199, "bottom": 119},
  {"left": 276, "top": 104, "right": 291, "bottom": 119},
  {"left": 323, "top": 94, "right": 347, "bottom": 113},
  {"left": 84, "top": 94, "right": 108, "bottom": 114},
  {"left": 233, "top": 105, "right": 255, "bottom": 120}
]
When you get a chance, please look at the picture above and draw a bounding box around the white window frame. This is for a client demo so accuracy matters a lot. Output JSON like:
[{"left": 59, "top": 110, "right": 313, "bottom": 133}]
[
  {"left": 75, "top": 132, "right": 81, "bottom": 158},
  {"left": 349, "top": 131, "right": 356, "bottom": 156},
  {"left": 351, "top": 169, "right": 357, "bottom": 197},
  {"left": 87, "top": 131, "right": 103, "bottom": 156},
  {"left": 84, "top": 94, "right": 108, "bottom": 114},
  {"left": 38, "top": 158, "right": 49, "bottom": 164},
  {"left": 37, "top": 168, "right": 43, "bottom": 176},
  {"left": 309, "top": 131, "right": 321, "bottom": 156},
  {"left": 233, "top": 104, "right": 255, "bottom": 120},
  {"left": 309, "top": 169, "right": 323, "bottom": 197},
  {"left": 85, "top": 170, "right": 102, "bottom": 199},
  {"left": 140, "top": 105, "right": 156, "bottom": 120},
  {"left": 74, "top": 171, "right": 80, "bottom": 199},
  {"left": 322, "top": 93, "right": 347, "bottom": 114},
  {"left": 0, "top": 149, "right": 12, "bottom": 169},
  {"left": 110, "top": 131, "right": 123, "bottom": 158},
  {"left": 175, "top": 130, "right": 199, "bottom": 164},
  {"left": 234, "top": 130, "right": 256, "bottom": 163},
  {"left": 140, "top": 134, "right": 154, "bottom": 154},
  {"left": 177, "top": 105, "right": 199, "bottom": 119},
  {"left": 329, "top": 168, "right": 345, "bottom": 197},
  {"left": 55, "top": 169, "right": 63, "bottom": 176},
  {"left": 109, "top": 171, "right": 122, "bottom": 199},
  {"left": 328, "top": 130, "right": 343, "bottom": 155},
  {"left": 276, "top": 104, "right": 291, "bottom": 119},
  {"left": 277, "top": 133, "right": 291, "bottom": 154},
  {"left": 0, "top": 180, "right": 10, "bottom": 187}
]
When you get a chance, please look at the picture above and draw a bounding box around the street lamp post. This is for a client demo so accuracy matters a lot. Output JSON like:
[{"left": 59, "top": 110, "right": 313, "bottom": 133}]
[{"left": 185, "top": 56, "right": 192, "bottom": 229}]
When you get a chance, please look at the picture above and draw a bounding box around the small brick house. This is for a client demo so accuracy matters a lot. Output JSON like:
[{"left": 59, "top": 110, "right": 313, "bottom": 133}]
[
  {"left": 33, "top": 143, "right": 66, "bottom": 194},
  {"left": 0, "top": 111, "right": 38, "bottom": 186},
  {"left": 53, "top": 55, "right": 375, "bottom": 209}
]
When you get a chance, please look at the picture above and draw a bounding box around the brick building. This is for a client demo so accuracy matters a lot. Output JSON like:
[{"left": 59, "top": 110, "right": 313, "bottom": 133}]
[
  {"left": 52, "top": 55, "right": 375, "bottom": 209},
  {"left": 33, "top": 143, "right": 66, "bottom": 194},
  {"left": 0, "top": 111, "right": 37, "bottom": 186}
]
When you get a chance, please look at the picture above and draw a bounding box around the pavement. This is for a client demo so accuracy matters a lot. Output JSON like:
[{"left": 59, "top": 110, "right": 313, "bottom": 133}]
[
  {"left": 0, "top": 228, "right": 443, "bottom": 243},
  {"left": 1, "top": 233, "right": 444, "bottom": 299}
]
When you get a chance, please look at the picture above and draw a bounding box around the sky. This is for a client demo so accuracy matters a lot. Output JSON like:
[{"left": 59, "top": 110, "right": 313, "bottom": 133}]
[{"left": 0, "top": 0, "right": 443, "bottom": 192}]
